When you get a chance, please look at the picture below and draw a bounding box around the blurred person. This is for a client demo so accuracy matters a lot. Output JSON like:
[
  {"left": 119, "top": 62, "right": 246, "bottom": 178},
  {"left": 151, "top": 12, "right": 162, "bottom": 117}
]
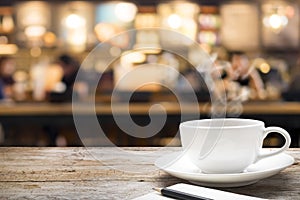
[
  {"left": 59, "top": 54, "right": 80, "bottom": 90},
  {"left": 0, "top": 80, "right": 4, "bottom": 100},
  {"left": 48, "top": 54, "right": 82, "bottom": 102},
  {"left": 226, "top": 52, "right": 266, "bottom": 100},
  {"left": 210, "top": 59, "right": 233, "bottom": 101},
  {"left": 0, "top": 56, "right": 16, "bottom": 100},
  {"left": 282, "top": 57, "right": 300, "bottom": 101},
  {"left": 177, "top": 67, "right": 210, "bottom": 102},
  {"left": 45, "top": 54, "right": 82, "bottom": 146}
]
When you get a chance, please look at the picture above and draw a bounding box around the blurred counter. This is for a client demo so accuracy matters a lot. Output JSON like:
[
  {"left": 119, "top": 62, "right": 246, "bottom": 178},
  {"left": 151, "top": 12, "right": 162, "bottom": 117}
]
[
  {"left": 0, "top": 101, "right": 299, "bottom": 147},
  {"left": 1, "top": 101, "right": 300, "bottom": 115}
]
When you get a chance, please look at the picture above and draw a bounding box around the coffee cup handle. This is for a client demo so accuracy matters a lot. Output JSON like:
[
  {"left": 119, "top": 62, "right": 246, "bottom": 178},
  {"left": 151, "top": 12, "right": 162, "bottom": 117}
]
[{"left": 256, "top": 127, "right": 291, "bottom": 162}]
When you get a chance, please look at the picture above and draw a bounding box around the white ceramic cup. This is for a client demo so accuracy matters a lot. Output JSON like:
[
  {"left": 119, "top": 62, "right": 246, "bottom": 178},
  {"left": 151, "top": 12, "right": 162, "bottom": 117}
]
[{"left": 180, "top": 118, "right": 291, "bottom": 174}]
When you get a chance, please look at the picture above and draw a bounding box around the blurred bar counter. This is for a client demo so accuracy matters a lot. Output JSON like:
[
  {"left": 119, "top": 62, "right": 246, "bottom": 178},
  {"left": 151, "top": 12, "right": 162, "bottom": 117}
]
[
  {"left": 0, "top": 101, "right": 299, "bottom": 147},
  {"left": 1, "top": 101, "right": 300, "bottom": 115}
]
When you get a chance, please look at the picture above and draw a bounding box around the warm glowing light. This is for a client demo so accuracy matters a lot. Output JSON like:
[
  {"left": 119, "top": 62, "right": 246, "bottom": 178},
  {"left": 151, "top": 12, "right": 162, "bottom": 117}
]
[
  {"left": 25, "top": 25, "right": 46, "bottom": 37},
  {"left": 64, "top": 13, "right": 87, "bottom": 52},
  {"left": 0, "top": 44, "right": 18, "bottom": 55},
  {"left": 263, "top": 13, "right": 289, "bottom": 32},
  {"left": 262, "top": 2, "right": 292, "bottom": 33},
  {"left": 16, "top": 1, "right": 51, "bottom": 28},
  {"left": 65, "top": 14, "right": 86, "bottom": 29},
  {"left": 53, "top": 82, "right": 67, "bottom": 93},
  {"left": 94, "top": 23, "right": 129, "bottom": 48},
  {"left": 167, "top": 14, "right": 182, "bottom": 29},
  {"left": 94, "top": 23, "right": 118, "bottom": 42},
  {"left": 115, "top": 2, "right": 137, "bottom": 23},
  {"left": 121, "top": 51, "right": 146, "bottom": 65},
  {"left": 136, "top": 48, "right": 162, "bottom": 55},
  {"left": 2, "top": 15, "right": 14, "bottom": 33},
  {"left": 269, "top": 14, "right": 287, "bottom": 29},
  {"left": 69, "top": 32, "right": 86, "bottom": 45},
  {"left": 43, "top": 32, "right": 57, "bottom": 46},
  {"left": 30, "top": 47, "right": 42, "bottom": 57},
  {"left": 13, "top": 71, "right": 28, "bottom": 82},
  {"left": 260, "top": 63, "right": 271, "bottom": 74}
]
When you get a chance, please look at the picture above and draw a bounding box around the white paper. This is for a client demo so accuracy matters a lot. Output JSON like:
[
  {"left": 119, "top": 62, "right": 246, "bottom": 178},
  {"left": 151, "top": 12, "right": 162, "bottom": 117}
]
[{"left": 133, "top": 183, "right": 268, "bottom": 200}]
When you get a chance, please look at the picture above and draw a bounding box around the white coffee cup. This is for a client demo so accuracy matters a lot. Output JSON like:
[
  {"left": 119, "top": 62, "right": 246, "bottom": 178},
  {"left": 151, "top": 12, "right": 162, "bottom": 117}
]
[{"left": 180, "top": 118, "right": 291, "bottom": 174}]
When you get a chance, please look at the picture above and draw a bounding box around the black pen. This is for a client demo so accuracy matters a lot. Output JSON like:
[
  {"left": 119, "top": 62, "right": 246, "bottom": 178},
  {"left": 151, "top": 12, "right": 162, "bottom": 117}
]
[{"left": 153, "top": 187, "right": 213, "bottom": 200}]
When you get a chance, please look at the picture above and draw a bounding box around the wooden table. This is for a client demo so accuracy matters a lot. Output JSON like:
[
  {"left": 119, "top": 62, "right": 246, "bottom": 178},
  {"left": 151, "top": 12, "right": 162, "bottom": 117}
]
[{"left": 0, "top": 147, "right": 299, "bottom": 199}]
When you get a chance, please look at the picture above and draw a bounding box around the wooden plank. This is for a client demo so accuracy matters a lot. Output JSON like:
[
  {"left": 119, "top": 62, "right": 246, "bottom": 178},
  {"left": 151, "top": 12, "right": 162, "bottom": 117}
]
[{"left": 0, "top": 147, "right": 299, "bottom": 199}]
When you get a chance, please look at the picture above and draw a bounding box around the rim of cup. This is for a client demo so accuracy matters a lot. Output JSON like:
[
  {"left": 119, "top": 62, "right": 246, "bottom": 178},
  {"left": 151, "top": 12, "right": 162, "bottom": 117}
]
[{"left": 180, "top": 118, "right": 265, "bottom": 129}]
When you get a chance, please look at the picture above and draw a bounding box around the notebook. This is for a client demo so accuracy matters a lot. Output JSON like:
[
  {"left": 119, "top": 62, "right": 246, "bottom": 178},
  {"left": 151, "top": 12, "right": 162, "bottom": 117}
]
[{"left": 132, "top": 183, "right": 267, "bottom": 200}]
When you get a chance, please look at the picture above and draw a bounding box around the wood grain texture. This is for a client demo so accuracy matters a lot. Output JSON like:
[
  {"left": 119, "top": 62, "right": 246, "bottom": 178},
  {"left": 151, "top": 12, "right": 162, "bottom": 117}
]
[{"left": 0, "top": 147, "right": 299, "bottom": 199}]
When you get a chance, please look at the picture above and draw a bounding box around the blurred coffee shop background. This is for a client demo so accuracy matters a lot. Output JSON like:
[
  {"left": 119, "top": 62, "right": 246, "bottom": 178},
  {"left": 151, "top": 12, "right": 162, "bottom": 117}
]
[{"left": 0, "top": 0, "right": 300, "bottom": 147}]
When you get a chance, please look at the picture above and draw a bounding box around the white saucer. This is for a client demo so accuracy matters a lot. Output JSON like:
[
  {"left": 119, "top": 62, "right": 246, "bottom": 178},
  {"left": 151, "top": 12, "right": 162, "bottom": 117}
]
[{"left": 155, "top": 150, "right": 294, "bottom": 187}]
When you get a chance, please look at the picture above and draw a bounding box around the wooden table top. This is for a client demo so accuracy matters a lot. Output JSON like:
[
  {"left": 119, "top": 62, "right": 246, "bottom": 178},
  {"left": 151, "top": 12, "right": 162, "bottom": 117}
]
[
  {"left": 0, "top": 147, "right": 299, "bottom": 199},
  {"left": 1, "top": 101, "right": 300, "bottom": 115}
]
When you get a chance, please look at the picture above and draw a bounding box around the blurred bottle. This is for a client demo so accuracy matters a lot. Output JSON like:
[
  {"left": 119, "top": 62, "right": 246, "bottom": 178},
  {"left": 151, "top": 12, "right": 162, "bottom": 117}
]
[
  {"left": 13, "top": 70, "right": 29, "bottom": 101},
  {"left": 31, "top": 61, "right": 48, "bottom": 101}
]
